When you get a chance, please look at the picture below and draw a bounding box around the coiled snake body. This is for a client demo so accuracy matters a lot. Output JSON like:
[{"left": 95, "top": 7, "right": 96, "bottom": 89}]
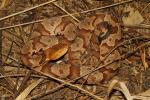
[{"left": 20, "top": 13, "right": 121, "bottom": 84}]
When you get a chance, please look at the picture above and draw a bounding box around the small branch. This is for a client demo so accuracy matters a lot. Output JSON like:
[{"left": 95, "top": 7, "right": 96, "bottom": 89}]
[
  {"left": 0, "top": 0, "right": 56, "bottom": 21},
  {"left": 0, "top": 20, "right": 43, "bottom": 30},
  {"left": 0, "top": 74, "right": 46, "bottom": 79},
  {"left": 141, "top": 2, "right": 150, "bottom": 14},
  {"left": 122, "top": 24, "right": 150, "bottom": 30},
  {"left": 52, "top": 2, "right": 80, "bottom": 23},
  {"left": 4, "top": 41, "right": 14, "bottom": 63},
  {"left": 3, "top": 36, "right": 21, "bottom": 47},
  {"left": 71, "top": 0, "right": 134, "bottom": 15}
]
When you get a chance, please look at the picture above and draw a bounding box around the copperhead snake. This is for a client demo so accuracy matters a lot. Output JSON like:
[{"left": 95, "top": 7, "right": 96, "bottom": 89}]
[{"left": 20, "top": 13, "right": 121, "bottom": 84}]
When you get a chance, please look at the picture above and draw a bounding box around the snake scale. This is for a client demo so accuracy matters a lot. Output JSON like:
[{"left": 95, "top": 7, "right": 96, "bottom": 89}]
[{"left": 20, "top": 13, "right": 121, "bottom": 84}]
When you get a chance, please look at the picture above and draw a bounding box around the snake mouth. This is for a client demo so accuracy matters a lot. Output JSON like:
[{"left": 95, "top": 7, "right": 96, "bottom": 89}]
[{"left": 39, "top": 43, "right": 69, "bottom": 65}]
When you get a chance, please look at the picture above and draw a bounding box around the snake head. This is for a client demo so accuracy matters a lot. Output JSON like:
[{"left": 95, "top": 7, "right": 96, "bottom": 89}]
[{"left": 39, "top": 43, "right": 69, "bottom": 65}]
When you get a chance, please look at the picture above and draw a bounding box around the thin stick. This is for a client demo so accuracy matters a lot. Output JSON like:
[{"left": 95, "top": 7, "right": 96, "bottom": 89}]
[
  {"left": 141, "top": 2, "right": 150, "bottom": 14},
  {"left": 69, "top": 0, "right": 134, "bottom": 15},
  {"left": 122, "top": 24, "right": 150, "bottom": 30},
  {"left": 4, "top": 41, "right": 14, "bottom": 63},
  {"left": 0, "top": 0, "right": 56, "bottom": 21},
  {"left": 0, "top": 0, "right": 134, "bottom": 30},
  {"left": 52, "top": 2, "right": 80, "bottom": 23},
  {"left": 0, "top": 20, "right": 43, "bottom": 30},
  {"left": 0, "top": 74, "right": 46, "bottom": 79}
]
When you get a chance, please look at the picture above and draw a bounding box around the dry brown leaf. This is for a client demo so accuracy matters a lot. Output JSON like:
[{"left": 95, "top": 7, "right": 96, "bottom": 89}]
[
  {"left": 122, "top": 6, "right": 144, "bottom": 26},
  {"left": 15, "top": 79, "right": 43, "bottom": 100}
]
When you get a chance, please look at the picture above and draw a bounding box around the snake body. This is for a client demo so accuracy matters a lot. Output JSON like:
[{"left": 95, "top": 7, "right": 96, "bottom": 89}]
[{"left": 20, "top": 13, "right": 121, "bottom": 84}]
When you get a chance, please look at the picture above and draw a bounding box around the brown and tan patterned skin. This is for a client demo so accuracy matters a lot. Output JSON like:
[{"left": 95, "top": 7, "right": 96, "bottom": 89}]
[{"left": 20, "top": 13, "right": 121, "bottom": 84}]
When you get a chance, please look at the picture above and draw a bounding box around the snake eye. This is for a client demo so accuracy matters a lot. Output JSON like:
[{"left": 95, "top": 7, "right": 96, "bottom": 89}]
[{"left": 97, "top": 21, "right": 112, "bottom": 43}]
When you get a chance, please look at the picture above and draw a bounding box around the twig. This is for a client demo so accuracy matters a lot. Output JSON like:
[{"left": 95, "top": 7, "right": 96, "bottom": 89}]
[
  {"left": 0, "top": 0, "right": 134, "bottom": 30},
  {"left": 0, "top": 0, "right": 56, "bottom": 21},
  {"left": 0, "top": 40, "right": 16, "bottom": 93},
  {"left": 141, "top": 2, "right": 150, "bottom": 14},
  {"left": 52, "top": 2, "right": 80, "bottom": 23},
  {"left": 122, "top": 24, "right": 150, "bottom": 30},
  {"left": 3, "top": 36, "right": 21, "bottom": 47},
  {"left": 0, "top": 20, "right": 43, "bottom": 30},
  {"left": 0, "top": 71, "right": 15, "bottom": 93},
  {"left": 72, "top": 0, "right": 134, "bottom": 15},
  {"left": 0, "top": 74, "right": 46, "bottom": 79},
  {"left": 4, "top": 41, "right": 13, "bottom": 63},
  {"left": 2, "top": 63, "right": 26, "bottom": 68},
  {"left": 4, "top": 29, "right": 23, "bottom": 41},
  {"left": 0, "top": 83, "right": 13, "bottom": 95}
]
